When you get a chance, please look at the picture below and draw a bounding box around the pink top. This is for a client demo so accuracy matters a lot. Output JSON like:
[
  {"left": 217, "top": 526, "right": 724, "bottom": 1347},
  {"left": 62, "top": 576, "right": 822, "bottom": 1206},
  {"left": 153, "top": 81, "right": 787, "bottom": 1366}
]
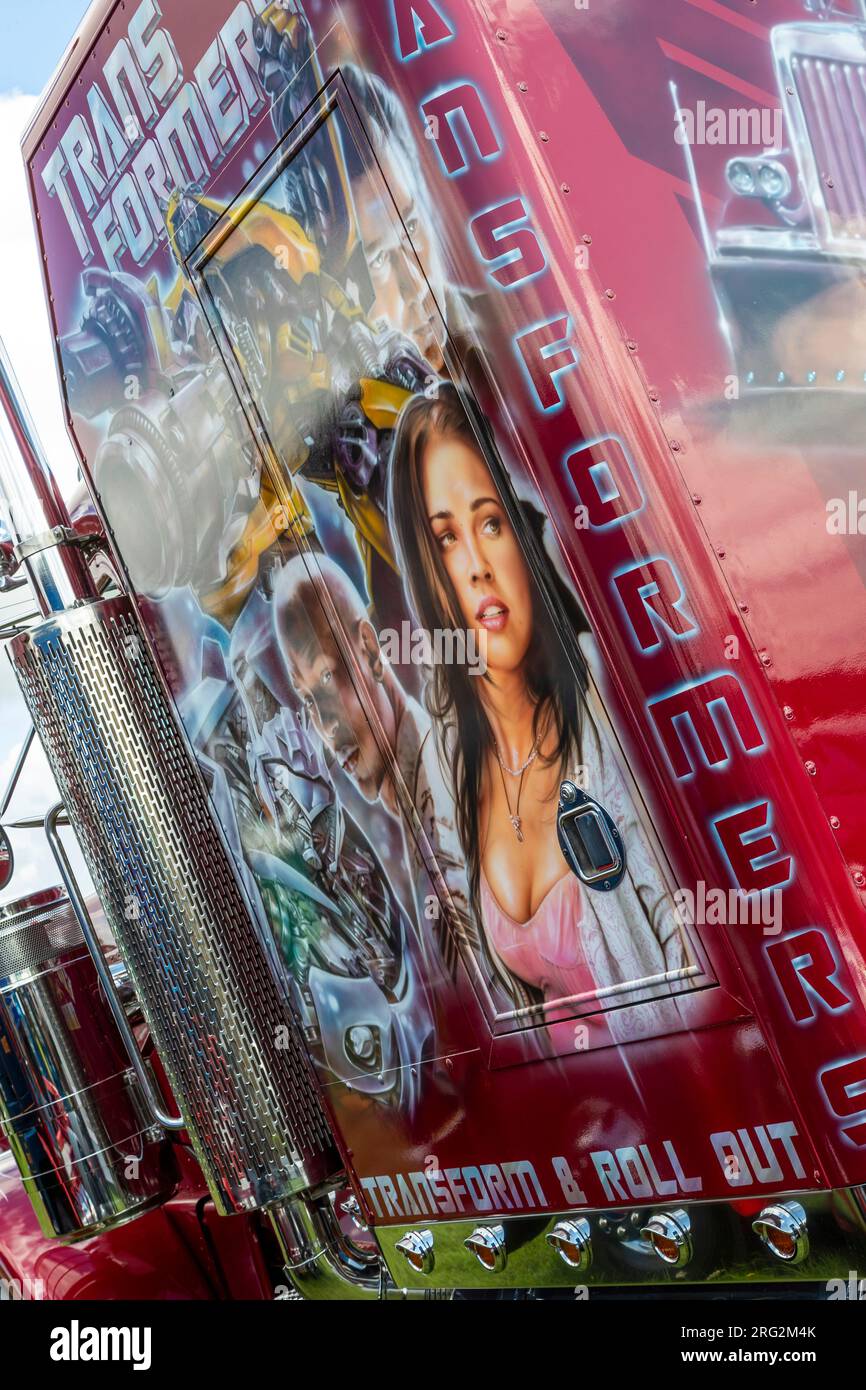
[{"left": 480, "top": 869, "right": 597, "bottom": 1004}]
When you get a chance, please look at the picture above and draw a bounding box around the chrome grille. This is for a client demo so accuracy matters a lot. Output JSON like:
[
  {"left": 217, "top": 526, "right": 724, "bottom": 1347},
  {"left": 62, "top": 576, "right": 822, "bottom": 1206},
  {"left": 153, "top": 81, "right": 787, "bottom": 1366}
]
[
  {"left": 9, "top": 598, "right": 337, "bottom": 1214},
  {"left": 792, "top": 53, "right": 866, "bottom": 231},
  {"left": 775, "top": 21, "right": 866, "bottom": 247}
]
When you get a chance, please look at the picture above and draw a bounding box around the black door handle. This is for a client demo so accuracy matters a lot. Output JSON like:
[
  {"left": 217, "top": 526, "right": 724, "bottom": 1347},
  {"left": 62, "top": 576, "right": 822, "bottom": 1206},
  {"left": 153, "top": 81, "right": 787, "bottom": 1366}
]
[{"left": 556, "top": 781, "right": 626, "bottom": 892}]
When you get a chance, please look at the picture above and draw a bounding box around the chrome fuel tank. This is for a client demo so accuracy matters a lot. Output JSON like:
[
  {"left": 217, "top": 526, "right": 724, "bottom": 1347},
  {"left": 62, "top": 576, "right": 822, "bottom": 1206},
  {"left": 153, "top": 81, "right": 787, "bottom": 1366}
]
[{"left": 0, "top": 886, "right": 175, "bottom": 1240}]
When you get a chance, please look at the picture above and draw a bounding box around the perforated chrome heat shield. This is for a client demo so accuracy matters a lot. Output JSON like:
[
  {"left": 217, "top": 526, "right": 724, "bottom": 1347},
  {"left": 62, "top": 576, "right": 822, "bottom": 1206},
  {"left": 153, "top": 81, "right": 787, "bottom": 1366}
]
[{"left": 9, "top": 597, "right": 339, "bottom": 1214}]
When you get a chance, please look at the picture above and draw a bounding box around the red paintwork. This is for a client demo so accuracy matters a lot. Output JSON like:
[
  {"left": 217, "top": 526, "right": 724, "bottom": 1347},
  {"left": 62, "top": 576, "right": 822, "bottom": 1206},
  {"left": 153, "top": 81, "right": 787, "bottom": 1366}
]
[
  {"left": 15, "top": 0, "right": 866, "bottom": 1255},
  {"left": 0, "top": 1144, "right": 271, "bottom": 1300}
]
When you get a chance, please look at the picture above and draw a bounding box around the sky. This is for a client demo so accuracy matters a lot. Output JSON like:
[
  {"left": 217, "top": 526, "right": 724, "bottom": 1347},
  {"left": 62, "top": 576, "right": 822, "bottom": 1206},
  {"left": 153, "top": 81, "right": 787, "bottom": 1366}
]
[
  {"left": 0, "top": 1, "right": 90, "bottom": 95},
  {"left": 0, "top": 3, "right": 94, "bottom": 903}
]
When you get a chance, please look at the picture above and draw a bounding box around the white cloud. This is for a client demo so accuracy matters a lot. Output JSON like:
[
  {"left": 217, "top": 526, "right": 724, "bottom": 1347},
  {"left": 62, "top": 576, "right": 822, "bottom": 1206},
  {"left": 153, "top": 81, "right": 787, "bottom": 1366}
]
[
  {"left": 0, "top": 91, "right": 79, "bottom": 500},
  {"left": 0, "top": 91, "right": 88, "bottom": 906}
]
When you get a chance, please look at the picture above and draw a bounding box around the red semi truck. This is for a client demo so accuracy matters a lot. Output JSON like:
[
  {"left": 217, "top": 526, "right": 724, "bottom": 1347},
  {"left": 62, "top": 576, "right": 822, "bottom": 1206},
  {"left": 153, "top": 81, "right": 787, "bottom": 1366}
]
[{"left": 0, "top": 0, "right": 865, "bottom": 1301}]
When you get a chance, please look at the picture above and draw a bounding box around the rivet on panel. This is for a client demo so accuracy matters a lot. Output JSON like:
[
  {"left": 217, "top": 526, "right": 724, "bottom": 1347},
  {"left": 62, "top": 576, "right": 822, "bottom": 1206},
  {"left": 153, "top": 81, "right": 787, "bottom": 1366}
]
[
  {"left": 518, "top": 81, "right": 528, "bottom": 92},
  {"left": 716, "top": 548, "right": 726, "bottom": 558},
  {"left": 855, "top": 872, "right": 866, "bottom": 888},
  {"left": 561, "top": 183, "right": 571, "bottom": 193},
  {"left": 805, "top": 760, "right": 817, "bottom": 776},
  {"left": 670, "top": 440, "right": 682, "bottom": 452},
  {"left": 626, "top": 340, "right": 638, "bottom": 352},
  {"left": 540, "top": 130, "right": 550, "bottom": 142},
  {"left": 738, "top": 601, "right": 749, "bottom": 614},
  {"left": 496, "top": 28, "right": 508, "bottom": 40},
  {"left": 830, "top": 816, "right": 841, "bottom": 830},
  {"left": 783, "top": 705, "right": 794, "bottom": 720}
]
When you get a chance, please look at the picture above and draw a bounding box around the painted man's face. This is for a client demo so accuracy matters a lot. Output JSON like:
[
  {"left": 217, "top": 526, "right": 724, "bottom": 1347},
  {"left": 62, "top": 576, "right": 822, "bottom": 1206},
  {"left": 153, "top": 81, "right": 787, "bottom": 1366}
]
[
  {"left": 353, "top": 148, "right": 448, "bottom": 372},
  {"left": 284, "top": 621, "right": 395, "bottom": 803}
]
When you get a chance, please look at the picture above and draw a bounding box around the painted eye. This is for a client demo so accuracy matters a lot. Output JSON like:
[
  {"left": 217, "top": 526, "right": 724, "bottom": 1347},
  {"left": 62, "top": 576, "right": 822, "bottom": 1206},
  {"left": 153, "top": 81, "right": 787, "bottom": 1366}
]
[
  {"left": 369, "top": 250, "right": 387, "bottom": 273},
  {"left": 320, "top": 668, "right": 333, "bottom": 686},
  {"left": 481, "top": 515, "right": 501, "bottom": 536},
  {"left": 437, "top": 529, "right": 456, "bottom": 550}
]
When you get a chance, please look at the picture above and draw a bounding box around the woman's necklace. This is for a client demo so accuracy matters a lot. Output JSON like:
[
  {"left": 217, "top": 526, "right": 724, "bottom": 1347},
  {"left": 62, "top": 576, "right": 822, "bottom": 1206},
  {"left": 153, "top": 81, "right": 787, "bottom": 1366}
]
[
  {"left": 495, "top": 737, "right": 539, "bottom": 778},
  {"left": 494, "top": 738, "right": 539, "bottom": 843}
]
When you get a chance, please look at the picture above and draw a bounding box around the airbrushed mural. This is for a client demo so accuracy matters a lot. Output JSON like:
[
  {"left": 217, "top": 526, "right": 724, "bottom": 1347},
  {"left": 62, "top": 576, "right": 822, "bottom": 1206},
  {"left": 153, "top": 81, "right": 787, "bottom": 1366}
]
[{"left": 27, "top": 0, "right": 866, "bottom": 1219}]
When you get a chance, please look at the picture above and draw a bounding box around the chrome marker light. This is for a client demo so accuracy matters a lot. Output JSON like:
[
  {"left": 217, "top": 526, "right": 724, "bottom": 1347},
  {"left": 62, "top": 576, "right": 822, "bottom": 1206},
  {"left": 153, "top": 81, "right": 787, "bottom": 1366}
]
[
  {"left": 752, "top": 1201, "right": 809, "bottom": 1265},
  {"left": 546, "top": 1218, "right": 593, "bottom": 1271},
  {"left": 640, "top": 1209, "right": 693, "bottom": 1267},
  {"left": 395, "top": 1230, "right": 435, "bottom": 1275},
  {"left": 464, "top": 1224, "right": 507, "bottom": 1272}
]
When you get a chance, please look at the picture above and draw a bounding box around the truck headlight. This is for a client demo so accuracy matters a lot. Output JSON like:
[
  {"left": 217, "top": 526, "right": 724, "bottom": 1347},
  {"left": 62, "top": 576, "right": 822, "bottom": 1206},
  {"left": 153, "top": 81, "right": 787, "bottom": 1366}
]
[
  {"left": 725, "top": 156, "right": 791, "bottom": 201},
  {"left": 727, "top": 159, "right": 756, "bottom": 196},
  {"left": 758, "top": 160, "right": 791, "bottom": 199}
]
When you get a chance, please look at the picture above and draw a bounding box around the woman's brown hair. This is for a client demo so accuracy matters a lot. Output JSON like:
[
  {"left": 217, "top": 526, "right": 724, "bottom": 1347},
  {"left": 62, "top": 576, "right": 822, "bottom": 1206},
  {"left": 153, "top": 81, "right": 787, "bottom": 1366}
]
[{"left": 386, "top": 381, "right": 591, "bottom": 922}]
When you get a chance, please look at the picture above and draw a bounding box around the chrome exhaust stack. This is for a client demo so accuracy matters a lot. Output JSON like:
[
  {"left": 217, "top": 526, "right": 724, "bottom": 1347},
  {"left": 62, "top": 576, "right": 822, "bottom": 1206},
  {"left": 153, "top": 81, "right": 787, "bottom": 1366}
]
[
  {"left": 8, "top": 595, "right": 340, "bottom": 1215},
  {"left": 0, "top": 339, "right": 184, "bottom": 1239},
  {"left": 0, "top": 337, "right": 341, "bottom": 1218}
]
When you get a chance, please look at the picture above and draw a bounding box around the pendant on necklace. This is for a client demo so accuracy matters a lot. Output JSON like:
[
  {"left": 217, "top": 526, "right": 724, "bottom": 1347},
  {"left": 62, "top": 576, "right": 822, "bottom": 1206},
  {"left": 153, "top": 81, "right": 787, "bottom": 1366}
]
[{"left": 511, "top": 815, "right": 524, "bottom": 843}]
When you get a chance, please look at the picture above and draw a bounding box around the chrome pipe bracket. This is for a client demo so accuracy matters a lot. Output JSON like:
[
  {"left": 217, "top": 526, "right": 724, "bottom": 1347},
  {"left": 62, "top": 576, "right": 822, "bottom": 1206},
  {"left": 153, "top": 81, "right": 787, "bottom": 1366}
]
[{"left": 13, "top": 526, "right": 81, "bottom": 563}]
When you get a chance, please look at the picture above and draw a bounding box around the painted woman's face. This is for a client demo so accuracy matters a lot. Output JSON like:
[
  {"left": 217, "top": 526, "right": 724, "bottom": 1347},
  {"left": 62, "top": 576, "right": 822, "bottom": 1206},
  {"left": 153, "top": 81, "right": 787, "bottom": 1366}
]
[{"left": 423, "top": 434, "right": 534, "bottom": 676}]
